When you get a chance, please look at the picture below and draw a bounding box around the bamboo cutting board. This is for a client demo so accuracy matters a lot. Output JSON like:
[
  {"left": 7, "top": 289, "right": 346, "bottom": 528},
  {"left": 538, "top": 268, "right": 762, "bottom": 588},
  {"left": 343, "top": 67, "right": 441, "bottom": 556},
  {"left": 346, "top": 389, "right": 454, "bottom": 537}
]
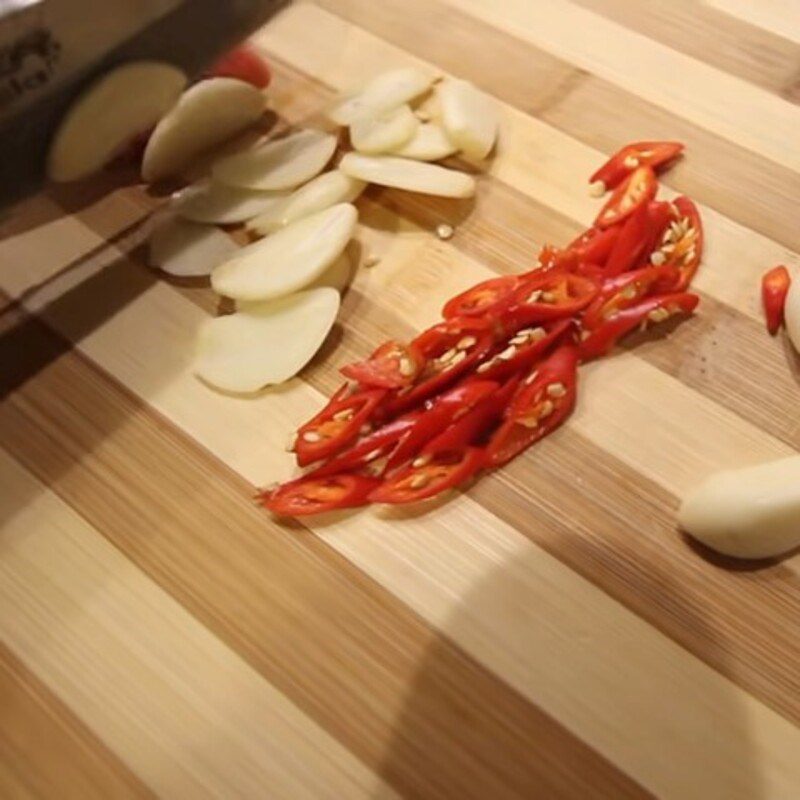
[{"left": 2, "top": 1, "right": 800, "bottom": 797}]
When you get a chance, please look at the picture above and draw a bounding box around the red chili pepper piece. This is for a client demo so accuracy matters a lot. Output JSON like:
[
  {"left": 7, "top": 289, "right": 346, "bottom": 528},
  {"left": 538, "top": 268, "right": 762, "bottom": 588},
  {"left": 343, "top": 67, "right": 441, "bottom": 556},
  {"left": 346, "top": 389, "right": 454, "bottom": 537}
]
[
  {"left": 660, "top": 196, "right": 703, "bottom": 290},
  {"left": 502, "top": 272, "right": 599, "bottom": 331},
  {"left": 260, "top": 473, "right": 380, "bottom": 516},
  {"left": 484, "top": 345, "right": 579, "bottom": 468},
  {"left": 207, "top": 44, "right": 272, "bottom": 88},
  {"left": 595, "top": 166, "right": 658, "bottom": 229},
  {"left": 341, "top": 340, "right": 423, "bottom": 389},
  {"left": 474, "top": 318, "right": 573, "bottom": 381},
  {"left": 640, "top": 201, "right": 673, "bottom": 269},
  {"left": 579, "top": 292, "right": 699, "bottom": 361},
  {"left": 422, "top": 376, "right": 520, "bottom": 454},
  {"left": 369, "top": 446, "right": 484, "bottom": 505},
  {"left": 385, "top": 380, "right": 498, "bottom": 472},
  {"left": 566, "top": 226, "right": 621, "bottom": 268},
  {"left": 294, "top": 385, "right": 386, "bottom": 467},
  {"left": 384, "top": 317, "right": 494, "bottom": 415},
  {"left": 582, "top": 266, "right": 680, "bottom": 331},
  {"left": 603, "top": 202, "right": 652, "bottom": 277},
  {"left": 762, "top": 265, "right": 791, "bottom": 336},
  {"left": 305, "top": 412, "right": 421, "bottom": 479},
  {"left": 442, "top": 275, "right": 521, "bottom": 320},
  {"left": 590, "top": 141, "right": 684, "bottom": 190}
]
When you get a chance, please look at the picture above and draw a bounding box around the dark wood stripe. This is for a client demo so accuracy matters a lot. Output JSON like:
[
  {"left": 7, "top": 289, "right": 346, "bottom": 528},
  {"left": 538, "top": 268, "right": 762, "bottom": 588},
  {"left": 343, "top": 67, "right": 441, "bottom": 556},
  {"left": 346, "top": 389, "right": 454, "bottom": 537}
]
[
  {"left": 572, "top": 0, "right": 800, "bottom": 101},
  {"left": 310, "top": 0, "right": 800, "bottom": 253},
  {"left": 0, "top": 643, "right": 154, "bottom": 800},
  {"left": 0, "top": 299, "right": 647, "bottom": 800}
]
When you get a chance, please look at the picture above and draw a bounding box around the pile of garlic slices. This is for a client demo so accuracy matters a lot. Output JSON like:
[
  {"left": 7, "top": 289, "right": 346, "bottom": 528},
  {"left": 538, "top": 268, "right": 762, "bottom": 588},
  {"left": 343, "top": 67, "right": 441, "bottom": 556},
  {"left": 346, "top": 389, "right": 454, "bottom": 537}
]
[{"left": 48, "top": 61, "right": 498, "bottom": 394}]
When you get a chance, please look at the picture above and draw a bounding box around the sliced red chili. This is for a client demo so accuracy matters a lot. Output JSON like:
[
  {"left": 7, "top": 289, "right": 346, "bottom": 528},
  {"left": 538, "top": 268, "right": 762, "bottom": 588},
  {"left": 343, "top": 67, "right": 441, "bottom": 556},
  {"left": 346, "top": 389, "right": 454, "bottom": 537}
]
[
  {"left": 590, "top": 141, "right": 684, "bottom": 190},
  {"left": 442, "top": 275, "right": 520, "bottom": 320},
  {"left": 474, "top": 318, "right": 573, "bottom": 381},
  {"left": 384, "top": 318, "right": 494, "bottom": 414},
  {"left": 581, "top": 266, "right": 680, "bottom": 331},
  {"left": 595, "top": 166, "right": 657, "bottom": 229},
  {"left": 762, "top": 265, "right": 791, "bottom": 336},
  {"left": 341, "top": 340, "right": 423, "bottom": 389},
  {"left": 484, "top": 345, "right": 579, "bottom": 468},
  {"left": 603, "top": 202, "right": 652, "bottom": 277},
  {"left": 385, "top": 380, "right": 498, "bottom": 472},
  {"left": 306, "top": 412, "right": 421, "bottom": 479},
  {"left": 579, "top": 292, "right": 699, "bottom": 361},
  {"left": 640, "top": 201, "right": 673, "bottom": 269},
  {"left": 502, "top": 272, "right": 599, "bottom": 331},
  {"left": 261, "top": 473, "right": 380, "bottom": 516},
  {"left": 422, "top": 376, "right": 520, "bottom": 454},
  {"left": 567, "top": 226, "right": 620, "bottom": 268},
  {"left": 660, "top": 196, "right": 703, "bottom": 290},
  {"left": 369, "top": 447, "right": 484, "bottom": 505},
  {"left": 294, "top": 386, "right": 386, "bottom": 467}
]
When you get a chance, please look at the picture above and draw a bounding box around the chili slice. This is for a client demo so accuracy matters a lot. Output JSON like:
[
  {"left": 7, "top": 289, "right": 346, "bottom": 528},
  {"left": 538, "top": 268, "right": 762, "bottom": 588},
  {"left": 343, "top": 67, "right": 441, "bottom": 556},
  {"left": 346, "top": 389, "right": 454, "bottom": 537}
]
[
  {"left": 566, "top": 226, "right": 620, "bottom": 268},
  {"left": 294, "top": 385, "right": 386, "bottom": 467},
  {"left": 581, "top": 265, "right": 680, "bottom": 331},
  {"left": 341, "top": 340, "right": 423, "bottom": 389},
  {"left": 660, "top": 196, "right": 703, "bottom": 290},
  {"left": 762, "top": 265, "right": 791, "bottom": 336},
  {"left": 595, "top": 166, "right": 657, "bottom": 229},
  {"left": 369, "top": 447, "right": 484, "bottom": 505},
  {"left": 442, "top": 275, "right": 520, "bottom": 320},
  {"left": 579, "top": 292, "right": 699, "bottom": 361},
  {"left": 603, "top": 202, "right": 652, "bottom": 277},
  {"left": 484, "top": 345, "right": 579, "bottom": 467},
  {"left": 502, "top": 272, "right": 599, "bottom": 331},
  {"left": 261, "top": 473, "right": 380, "bottom": 516},
  {"left": 590, "top": 141, "right": 684, "bottom": 191}
]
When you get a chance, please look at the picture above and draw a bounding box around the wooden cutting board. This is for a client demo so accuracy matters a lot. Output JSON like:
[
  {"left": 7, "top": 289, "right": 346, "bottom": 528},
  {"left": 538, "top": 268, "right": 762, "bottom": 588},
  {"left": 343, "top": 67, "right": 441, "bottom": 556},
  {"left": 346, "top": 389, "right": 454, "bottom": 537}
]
[{"left": 2, "top": 1, "right": 800, "bottom": 797}]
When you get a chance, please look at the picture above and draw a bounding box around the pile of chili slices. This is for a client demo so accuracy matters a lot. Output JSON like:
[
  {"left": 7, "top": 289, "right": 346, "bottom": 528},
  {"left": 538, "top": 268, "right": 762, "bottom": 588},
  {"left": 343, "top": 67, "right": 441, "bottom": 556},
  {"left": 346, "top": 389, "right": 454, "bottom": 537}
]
[{"left": 262, "top": 141, "right": 702, "bottom": 516}]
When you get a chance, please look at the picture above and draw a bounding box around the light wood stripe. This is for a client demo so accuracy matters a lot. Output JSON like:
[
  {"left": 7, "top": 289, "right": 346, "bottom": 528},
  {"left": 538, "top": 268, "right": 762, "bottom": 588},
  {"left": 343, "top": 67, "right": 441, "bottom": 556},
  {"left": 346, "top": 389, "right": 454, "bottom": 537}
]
[
  {"left": 0, "top": 643, "right": 152, "bottom": 800},
  {"left": 310, "top": 0, "right": 800, "bottom": 253},
  {"left": 571, "top": 0, "right": 800, "bottom": 99},
  {"left": 0, "top": 306, "right": 648, "bottom": 800},
  {"left": 444, "top": 0, "right": 800, "bottom": 172},
  {"left": 5, "top": 208, "right": 800, "bottom": 797},
  {"left": 707, "top": 0, "right": 800, "bottom": 46},
  {"left": 0, "top": 447, "right": 392, "bottom": 800}
]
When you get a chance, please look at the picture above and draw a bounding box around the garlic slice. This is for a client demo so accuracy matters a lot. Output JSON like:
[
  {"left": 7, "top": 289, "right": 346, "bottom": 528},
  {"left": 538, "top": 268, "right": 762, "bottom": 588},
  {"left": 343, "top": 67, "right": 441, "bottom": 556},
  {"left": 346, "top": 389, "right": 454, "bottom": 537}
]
[
  {"left": 350, "top": 104, "right": 418, "bottom": 155},
  {"left": 195, "top": 287, "right": 340, "bottom": 393},
  {"left": 339, "top": 153, "right": 475, "bottom": 198},
  {"left": 392, "top": 122, "right": 458, "bottom": 161},
  {"left": 247, "top": 170, "right": 366, "bottom": 235},
  {"left": 438, "top": 78, "right": 498, "bottom": 160},
  {"left": 47, "top": 61, "right": 186, "bottom": 182},
  {"left": 148, "top": 215, "right": 238, "bottom": 277},
  {"left": 211, "top": 203, "right": 357, "bottom": 301},
  {"left": 171, "top": 179, "right": 288, "bottom": 225},
  {"left": 142, "top": 77, "right": 265, "bottom": 182},
  {"left": 328, "top": 67, "right": 433, "bottom": 125},
  {"left": 212, "top": 129, "right": 337, "bottom": 191}
]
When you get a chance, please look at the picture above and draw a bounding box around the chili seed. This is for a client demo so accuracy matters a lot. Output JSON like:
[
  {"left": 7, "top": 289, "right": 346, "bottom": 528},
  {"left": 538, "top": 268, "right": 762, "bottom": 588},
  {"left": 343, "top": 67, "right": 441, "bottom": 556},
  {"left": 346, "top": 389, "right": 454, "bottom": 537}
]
[
  {"left": 497, "top": 345, "right": 517, "bottom": 360},
  {"left": 546, "top": 382, "right": 566, "bottom": 398},
  {"left": 439, "top": 347, "right": 457, "bottom": 363},
  {"left": 302, "top": 431, "right": 322, "bottom": 442},
  {"left": 360, "top": 423, "right": 373, "bottom": 435},
  {"left": 399, "top": 357, "right": 415, "bottom": 376},
  {"left": 623, "top": 155, "right": 639, "bottom": 168},
  {"left": 509, "top": 335, "right": 528, "bottom": 346},
  {"left": 409, "top": 474, "right": 430, "bottom": 489},
  {"left": 449, "top": 350, "right": 468, "bottom": 367},
  {"left": 527, "top": 289, "right": 543, "bottom": 303},
  {"left": 436, "top": 223, "right": 454, "bottom": 240},
  {"left": 648, "top": 307, "right": 671, "bottom": 323},
  {"left": 456, "top": 335, "right": 477, "bottom": 350},
  {"left": 620, "top": 284, "right": 638, "bottom": 300},
  {"left": 476, "top": 361, "right": 492, "bottom": 373},
  {"left": 540, "top": 291, "right": 556, "bottom": 303},
  {"left": 364, "top": 449, "right": 383, "bottom": 462},
  {"left": 661, "top": 243, "right": 676, "bottom": 253},
  {"left": 650, "top": 251, "right": 666, "bottom": 266},
  {"left": 332, "top": 409, "right": 354, "bottom": 421},
  {"left": 589, "top": 180, "right": 606, "bottom": 197},
  {"left": 539, "top": 400, "right": 555, "bottom": 418},
  {"left": 412, "top": 455, "right": 431, "bottom": 468},
  {"left": 525, "top": 369, "right": 539, "bottom": 385},
  {"left": 518, "top": 416, "right": 539, "bottom": 429}
]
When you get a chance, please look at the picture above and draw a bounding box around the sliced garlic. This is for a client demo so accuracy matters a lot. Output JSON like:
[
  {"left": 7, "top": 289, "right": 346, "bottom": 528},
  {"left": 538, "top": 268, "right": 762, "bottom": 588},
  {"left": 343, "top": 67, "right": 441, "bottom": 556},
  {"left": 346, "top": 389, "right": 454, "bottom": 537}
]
[
  {"left": 148, "top": 215, "right": 238, "bottom": 277},
  {"left": 211, "top": 203, "right": 357, "bottom": 301},
  {"left": 171, "top": 179, "right": 289, "bottom": 225},
  {"left": 438, "top": 78, "right": 498, "bottom": 160},
  {"left": 783, "top": 273, "right": 800, "bottom": 355},
  {"left": 48, "top": 61, "right": 186, "bottom": 182},
  {"left": 141, "top": 77, "right": 265, "bottom": 182},
  {"left": 195, "top": 287, "right": 340, "bottom": 393},
  {"left": 327, "top": 67, "right": 433, "bottom": 126},
  {"left": 350, "top": 104, "right": 418, "bottom": 155},
  {"left": 247, "top": 170, "right": 366, "bottom": 235},
  {"left": 339, "top": 153, "right": 475, "bottom": 198},
  {"left": 392, "top": 122, "right": 457, "bottom": 161},
  {"left": 212, "top": 129, "right": 337, "bottom": 191}
]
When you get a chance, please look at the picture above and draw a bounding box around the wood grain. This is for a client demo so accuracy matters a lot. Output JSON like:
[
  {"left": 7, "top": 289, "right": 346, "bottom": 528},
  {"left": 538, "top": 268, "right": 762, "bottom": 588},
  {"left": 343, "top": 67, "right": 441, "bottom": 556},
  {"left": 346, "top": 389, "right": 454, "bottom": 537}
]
[{"left": 3, "top": 1, "right": 800, "bottom": 797}]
